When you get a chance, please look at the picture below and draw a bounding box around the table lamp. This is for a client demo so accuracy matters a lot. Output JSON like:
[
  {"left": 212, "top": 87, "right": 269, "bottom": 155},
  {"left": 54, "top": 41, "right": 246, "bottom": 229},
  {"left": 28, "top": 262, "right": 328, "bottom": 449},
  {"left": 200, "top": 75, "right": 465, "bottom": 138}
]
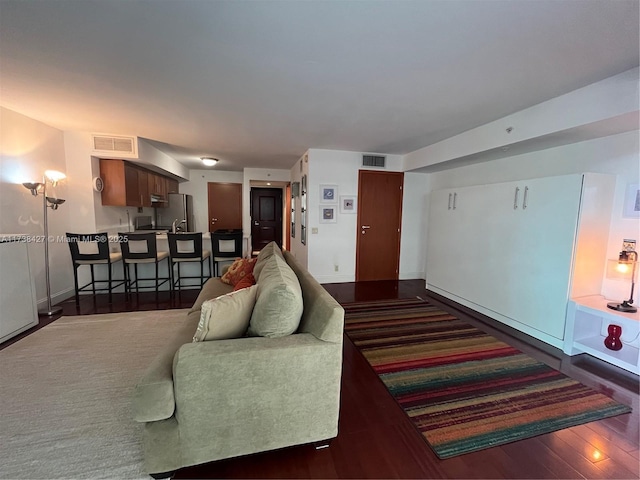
[{"left": 606, "top": 250, "right": 637, "bottom": 313}]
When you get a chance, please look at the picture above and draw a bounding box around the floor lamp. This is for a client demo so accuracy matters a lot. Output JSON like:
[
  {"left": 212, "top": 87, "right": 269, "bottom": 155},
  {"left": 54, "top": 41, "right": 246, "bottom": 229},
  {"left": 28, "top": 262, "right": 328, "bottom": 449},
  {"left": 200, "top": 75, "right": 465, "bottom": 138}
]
[{"left": 23, "top": 170, "right": 66, "bottom": 316}]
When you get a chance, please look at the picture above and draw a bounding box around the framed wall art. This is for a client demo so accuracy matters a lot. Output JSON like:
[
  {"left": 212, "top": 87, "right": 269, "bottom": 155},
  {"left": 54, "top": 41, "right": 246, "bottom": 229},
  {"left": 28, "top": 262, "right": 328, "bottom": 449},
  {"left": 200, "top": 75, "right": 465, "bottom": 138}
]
[
  {"left": 319, "top": 205, "right": 337, "bottom": 224},
  {"left": 339, "top": 195, "right": 357, "bottom": 214},
  {"left": 319, "top": 184, "right": 338, "bottom": 204}
]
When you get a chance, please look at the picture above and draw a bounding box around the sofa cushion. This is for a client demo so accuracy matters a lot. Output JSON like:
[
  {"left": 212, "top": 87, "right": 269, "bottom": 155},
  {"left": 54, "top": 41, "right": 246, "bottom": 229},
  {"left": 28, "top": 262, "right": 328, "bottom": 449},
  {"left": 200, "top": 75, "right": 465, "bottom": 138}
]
[
  {"left": 188, "top": 278, "right": 234, "bottom": 315},
  {"left": 193, "top": 285, "right": 258, "bottom": 342},
  {"left": 221, "top": 257, "right": 257, "bottom": 286},
  {"left": 233, "top": 272, "right": 256, "bottom": 291},
  {"left": 252, "top": 241, "right": 285, "bottom": 281},
  {"left": 248, "top": 254, "right": 303, "bottom": 337}
]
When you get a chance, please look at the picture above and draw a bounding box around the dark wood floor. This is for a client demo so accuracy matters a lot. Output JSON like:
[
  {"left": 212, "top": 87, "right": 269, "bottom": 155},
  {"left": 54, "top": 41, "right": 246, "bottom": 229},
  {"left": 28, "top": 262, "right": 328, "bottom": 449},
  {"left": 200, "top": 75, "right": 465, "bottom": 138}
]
[{"left": 5, "top": 280, "right": 639, "bottom": 478}]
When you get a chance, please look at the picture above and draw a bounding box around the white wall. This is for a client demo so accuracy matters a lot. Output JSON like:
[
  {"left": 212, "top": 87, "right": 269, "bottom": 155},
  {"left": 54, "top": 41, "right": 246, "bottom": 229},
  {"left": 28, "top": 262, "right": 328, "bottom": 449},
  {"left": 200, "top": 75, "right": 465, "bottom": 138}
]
[
  {"left": 305, "top": 149, "right": 424, "bottom": 283},
  {"left": 0, "top": 107, "right": 74, "bottom": 306},
  {"left": 179, "top": 169, "right": 244, "bottom": 233},
  {"left": 426, "top": 130, "right": 640, "bottom": 302}
]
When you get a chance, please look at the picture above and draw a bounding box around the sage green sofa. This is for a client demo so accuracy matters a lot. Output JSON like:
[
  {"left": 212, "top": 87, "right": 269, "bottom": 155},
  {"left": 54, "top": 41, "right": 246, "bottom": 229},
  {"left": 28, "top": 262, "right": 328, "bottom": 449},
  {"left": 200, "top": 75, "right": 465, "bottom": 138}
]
[{"left": 132, "top": 247, "right": 345, "bottom": 477}]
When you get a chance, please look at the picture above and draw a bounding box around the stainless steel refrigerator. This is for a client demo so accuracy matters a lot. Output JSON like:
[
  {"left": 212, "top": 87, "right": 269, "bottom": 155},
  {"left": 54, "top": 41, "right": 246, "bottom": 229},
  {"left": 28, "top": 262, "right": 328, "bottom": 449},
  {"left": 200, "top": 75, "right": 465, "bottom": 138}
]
[{"left": 155, "top": 193, "right": 194, "bottom": 232}]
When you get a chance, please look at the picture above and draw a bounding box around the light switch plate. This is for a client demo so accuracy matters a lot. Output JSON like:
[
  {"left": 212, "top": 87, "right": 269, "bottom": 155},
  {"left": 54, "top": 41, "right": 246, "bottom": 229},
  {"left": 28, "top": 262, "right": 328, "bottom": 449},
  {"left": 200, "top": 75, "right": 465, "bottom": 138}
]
[{"left": 312, "top": 228, "right": 318, "bottom": 234}]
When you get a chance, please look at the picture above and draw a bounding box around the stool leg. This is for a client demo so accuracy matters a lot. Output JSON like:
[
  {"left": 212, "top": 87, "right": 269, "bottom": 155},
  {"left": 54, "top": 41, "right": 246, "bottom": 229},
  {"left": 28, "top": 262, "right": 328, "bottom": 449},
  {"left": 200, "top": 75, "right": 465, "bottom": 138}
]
[
  {"left": 108, "top": 262, "right": 113, "bottom": 304},
  {"left": 134, "top": 263, "right": 139, "bottom": 294},
  {"left": 200, "top": 259, "right": 204, "bottom": 287},
  {"left": 155, "top": 261, "right": 159, "bottom": 299},
  {"left": 90, "top": 264, "right": 96, "bottom": 296},
  {"left": 73, "top": 264, "right": 80, "bottom": 306}
]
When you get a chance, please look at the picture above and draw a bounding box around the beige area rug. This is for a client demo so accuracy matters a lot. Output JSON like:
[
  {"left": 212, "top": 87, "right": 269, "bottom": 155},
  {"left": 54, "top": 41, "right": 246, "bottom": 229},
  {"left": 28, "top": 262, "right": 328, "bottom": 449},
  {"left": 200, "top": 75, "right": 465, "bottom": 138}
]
[{"left": 0, "top": 309, "right": 189, "bottom": 480}]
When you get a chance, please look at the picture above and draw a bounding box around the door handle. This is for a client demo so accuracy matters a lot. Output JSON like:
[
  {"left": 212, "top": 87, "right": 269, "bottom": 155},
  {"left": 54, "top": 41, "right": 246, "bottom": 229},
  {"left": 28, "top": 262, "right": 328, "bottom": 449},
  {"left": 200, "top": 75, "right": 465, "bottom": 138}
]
[
  {"left": 448, "top": 193, "right": 452, "bottom": 210},
  {"left": 453, "top": 192, "right": 457, "bottom": 210},
  {"left": 513, "top": 187, "right": 520, "bottom": 210},
  {"left": 254, "top": 221, "right": 259, "bottom": 226},
  {"left": 361, "top": 225, "right": 371, "bottom": 229},
  {"left": 522, "top": 186, "right": 529, "bottom": 210}
]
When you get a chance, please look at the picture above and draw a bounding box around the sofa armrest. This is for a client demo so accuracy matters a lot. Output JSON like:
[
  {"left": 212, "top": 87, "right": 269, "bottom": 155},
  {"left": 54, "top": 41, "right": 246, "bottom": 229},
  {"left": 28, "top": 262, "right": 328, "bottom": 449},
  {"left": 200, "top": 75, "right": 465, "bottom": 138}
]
[
  {"left": 171, "top": 334, "right": 343, "bottom": 459},
  {"left": 132, "top": 317, "right": 197, "bottom": 422}
]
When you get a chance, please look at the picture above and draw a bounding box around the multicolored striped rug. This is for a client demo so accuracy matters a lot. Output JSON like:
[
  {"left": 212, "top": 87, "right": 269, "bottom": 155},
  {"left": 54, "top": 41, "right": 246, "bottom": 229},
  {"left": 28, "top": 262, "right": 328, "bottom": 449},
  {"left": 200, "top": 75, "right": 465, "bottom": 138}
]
[{"left": 344, "top": 297, "right": 631, "bottom": 459}]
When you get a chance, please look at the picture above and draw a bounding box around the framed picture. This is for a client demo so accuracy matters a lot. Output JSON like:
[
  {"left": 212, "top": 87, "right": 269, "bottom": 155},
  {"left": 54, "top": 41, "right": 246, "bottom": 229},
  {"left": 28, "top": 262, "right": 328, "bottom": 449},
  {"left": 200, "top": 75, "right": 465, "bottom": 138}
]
[
  {"left": 339, "top": 195, "right": 357, "bottom": 214},
  {"left": 319, "top": 184, "right": 338, "bottom": 204},
  {"left": 319, "top": 205, "right": 337, "bottom": 224},
  {"left": 623, "top": 184, "right": 640, "bottom": 218}
]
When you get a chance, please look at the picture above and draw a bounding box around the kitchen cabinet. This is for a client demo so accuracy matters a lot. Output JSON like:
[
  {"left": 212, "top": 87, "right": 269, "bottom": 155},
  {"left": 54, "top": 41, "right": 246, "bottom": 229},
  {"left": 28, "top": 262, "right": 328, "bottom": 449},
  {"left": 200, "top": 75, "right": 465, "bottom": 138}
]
[
  {"left": 167, "top": 178, "right": 179, "bottom": 194},
  {"left": 100, "top": 159, "right": 174, "bottom": 207},
  {"left": 426, "top": 173, "right": 615, "bottom": 349}
]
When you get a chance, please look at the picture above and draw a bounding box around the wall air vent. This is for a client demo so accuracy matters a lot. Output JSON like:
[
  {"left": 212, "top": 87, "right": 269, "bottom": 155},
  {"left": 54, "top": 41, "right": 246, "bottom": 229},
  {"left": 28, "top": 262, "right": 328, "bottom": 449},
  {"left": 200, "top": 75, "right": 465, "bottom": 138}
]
[
  {"left": 91, "top": 134, "right": 138, "bottom": 158},
  {"left": 362, "top": 154, "right": 386, "bottom": 168}
]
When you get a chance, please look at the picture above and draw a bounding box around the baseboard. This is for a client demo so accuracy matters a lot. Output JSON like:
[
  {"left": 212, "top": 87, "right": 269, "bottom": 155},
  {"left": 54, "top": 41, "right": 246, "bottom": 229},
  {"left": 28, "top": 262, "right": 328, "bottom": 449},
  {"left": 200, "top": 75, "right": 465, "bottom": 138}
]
[
  {"left": 313, "top": 274, "right": 355, "bottom": 284},
  {"left": 399, "top": 271, "right": 425, "bottom": 280},
  {"left": 38, "top": 287, "right": 75, "bottom": 309}
]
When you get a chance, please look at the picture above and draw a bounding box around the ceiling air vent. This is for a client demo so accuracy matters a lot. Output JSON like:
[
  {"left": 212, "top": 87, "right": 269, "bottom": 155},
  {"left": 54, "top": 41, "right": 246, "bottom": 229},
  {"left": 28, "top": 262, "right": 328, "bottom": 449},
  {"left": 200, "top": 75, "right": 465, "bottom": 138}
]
[
  {"left": 91, "top": 134, "right": 138, "bottom": 158},
  {"left": 362, "top": 154, "right": 386, "bottom": 168}
]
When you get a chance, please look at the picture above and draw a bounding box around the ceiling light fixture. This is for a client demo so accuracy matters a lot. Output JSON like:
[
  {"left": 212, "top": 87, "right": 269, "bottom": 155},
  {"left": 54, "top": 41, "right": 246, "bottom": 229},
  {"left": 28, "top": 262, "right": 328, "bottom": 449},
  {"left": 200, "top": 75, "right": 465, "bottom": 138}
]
[{"left": 201, "top": 157, "right": 218, "bottom": 167}]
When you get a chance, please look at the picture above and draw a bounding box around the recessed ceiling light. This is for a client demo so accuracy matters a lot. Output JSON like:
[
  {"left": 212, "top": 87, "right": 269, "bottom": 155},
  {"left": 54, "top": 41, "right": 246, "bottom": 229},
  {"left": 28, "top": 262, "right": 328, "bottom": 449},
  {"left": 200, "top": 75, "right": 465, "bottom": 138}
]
[{"left": 201, "top": 157, "right": 218, "bottom": 167}]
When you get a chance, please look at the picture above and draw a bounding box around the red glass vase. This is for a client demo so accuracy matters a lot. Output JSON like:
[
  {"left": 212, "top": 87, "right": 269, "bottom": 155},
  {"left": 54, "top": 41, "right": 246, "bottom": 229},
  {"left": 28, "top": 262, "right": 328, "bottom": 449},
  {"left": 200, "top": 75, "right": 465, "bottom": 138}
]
[{"left": 604, "top": 324, "right": 623, "bottom": 351}]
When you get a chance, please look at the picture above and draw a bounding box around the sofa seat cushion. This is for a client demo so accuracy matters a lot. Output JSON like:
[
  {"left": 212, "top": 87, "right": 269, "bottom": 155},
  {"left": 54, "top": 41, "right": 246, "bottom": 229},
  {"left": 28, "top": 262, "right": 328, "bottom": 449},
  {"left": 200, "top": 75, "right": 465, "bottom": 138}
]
[
  {"left": 248, "top": 254, "right": 303, "bottom": 338},
  {"left": 132, "top": 314, "right": 199, "bottom": 422},
  {"left": 193, "top": 285, "right": 258, "bottom": 341}
]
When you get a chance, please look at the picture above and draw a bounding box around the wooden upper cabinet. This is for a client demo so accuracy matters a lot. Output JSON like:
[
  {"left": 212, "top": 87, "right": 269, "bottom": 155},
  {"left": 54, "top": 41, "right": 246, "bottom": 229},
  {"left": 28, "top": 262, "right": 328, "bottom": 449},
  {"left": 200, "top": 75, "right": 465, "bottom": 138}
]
[
  {"left": 167, "top": 178, "right": 179, "bottom": 194},
  {"left": 100, "top": 159, "right": 174, "bottom": 207}
]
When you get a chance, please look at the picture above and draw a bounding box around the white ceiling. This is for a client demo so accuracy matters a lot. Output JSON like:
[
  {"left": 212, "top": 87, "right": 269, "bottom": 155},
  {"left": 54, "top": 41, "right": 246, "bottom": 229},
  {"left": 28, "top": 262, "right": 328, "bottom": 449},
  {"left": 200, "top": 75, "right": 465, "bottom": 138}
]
[{"left": 1, "top": 0, "right": 638, "bottom": 172}]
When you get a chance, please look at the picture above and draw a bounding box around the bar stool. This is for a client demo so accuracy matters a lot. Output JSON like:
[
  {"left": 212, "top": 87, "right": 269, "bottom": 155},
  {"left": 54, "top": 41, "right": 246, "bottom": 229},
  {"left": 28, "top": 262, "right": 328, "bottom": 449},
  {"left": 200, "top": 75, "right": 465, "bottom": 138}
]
[
  {"left": 66, "top": 232, "right": 126, "bottom": 305},
  {"left": 118, "top": 232, "right": 171, "bottom": 297},
  {"left": 167, "top": 233, "right": 211, "bottom": 290},
  {"left": 211, "top": 229, "right": 243, "bottom": 277}
]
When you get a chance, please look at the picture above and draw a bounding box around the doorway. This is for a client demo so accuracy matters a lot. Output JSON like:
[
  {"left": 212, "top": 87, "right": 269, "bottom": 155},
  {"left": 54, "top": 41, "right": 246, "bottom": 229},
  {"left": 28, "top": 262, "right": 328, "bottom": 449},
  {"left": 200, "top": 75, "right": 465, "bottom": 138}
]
[
  {"left": 355, "top": 170, "right": 404, "bottom": 281},
  {"left": 207, "top": 183, "right": 242, "bottom": 232},
  {"left": 250, "top": 187, "right": 283, "bottom": 254}
]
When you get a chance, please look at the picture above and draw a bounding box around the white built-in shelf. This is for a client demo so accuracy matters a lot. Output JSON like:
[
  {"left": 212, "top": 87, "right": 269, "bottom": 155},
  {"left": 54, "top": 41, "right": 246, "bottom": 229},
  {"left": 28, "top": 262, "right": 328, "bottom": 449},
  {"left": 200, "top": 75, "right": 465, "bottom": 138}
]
[{"left": 564, "top": 295, "right": 639, "bottom": 375}]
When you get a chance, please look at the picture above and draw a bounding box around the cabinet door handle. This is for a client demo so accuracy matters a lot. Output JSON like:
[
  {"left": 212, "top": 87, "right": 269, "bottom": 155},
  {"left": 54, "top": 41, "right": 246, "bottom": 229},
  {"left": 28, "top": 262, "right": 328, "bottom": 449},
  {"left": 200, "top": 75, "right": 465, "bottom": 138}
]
[
  {"left": 448, "top": 193, "right": 452, "bottom": 210},
  {"left": 453, "top": 192, "right": 457, "bottom": 210},
  {"left": 513, "top": 187, "right": 520, "bottom": 210},
  {"left": 522, "top": 186, "right": 529, "bottom": 210}
]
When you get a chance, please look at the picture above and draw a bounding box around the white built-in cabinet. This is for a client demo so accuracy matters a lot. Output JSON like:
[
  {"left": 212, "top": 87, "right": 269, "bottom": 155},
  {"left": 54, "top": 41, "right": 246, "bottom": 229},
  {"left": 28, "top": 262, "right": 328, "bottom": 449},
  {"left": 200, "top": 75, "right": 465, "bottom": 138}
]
[
  {"left": 0, "top": 236, "right": 38, "bottom": 343},
  {"left": 426, "top": 173, "right": 615, "bottom": 349}
]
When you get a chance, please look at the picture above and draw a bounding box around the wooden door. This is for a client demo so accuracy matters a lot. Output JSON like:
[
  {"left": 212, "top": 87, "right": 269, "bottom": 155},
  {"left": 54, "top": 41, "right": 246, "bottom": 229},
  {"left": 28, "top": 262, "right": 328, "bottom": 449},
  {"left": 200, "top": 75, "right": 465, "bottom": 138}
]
[
  {"left": 356, "top": 171, "right": 404, "bottom": 281},
  {"left": 251, "top": 188, "right": 283, "bottom": 253},
  {"left": 207, "top": 183, "right": 242, "bottom": 232}
]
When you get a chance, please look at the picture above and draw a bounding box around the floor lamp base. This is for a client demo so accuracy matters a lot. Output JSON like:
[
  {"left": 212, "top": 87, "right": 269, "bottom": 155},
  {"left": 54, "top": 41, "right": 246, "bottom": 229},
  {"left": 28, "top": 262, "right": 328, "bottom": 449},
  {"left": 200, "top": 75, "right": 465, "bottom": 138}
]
[{"left": 38, "top": 305, "right": 63, "bottom": 316}]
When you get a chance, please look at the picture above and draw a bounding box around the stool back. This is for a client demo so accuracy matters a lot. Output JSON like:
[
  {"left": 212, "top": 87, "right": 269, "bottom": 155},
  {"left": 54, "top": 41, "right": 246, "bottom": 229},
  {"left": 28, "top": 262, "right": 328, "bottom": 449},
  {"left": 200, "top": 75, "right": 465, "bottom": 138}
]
[
  {"left": 168, "top": 233, "right": 203, "bottom": 260},
  {"left": 118, "top": 232, "right": 158, "bottom": 261},
  {"left": 212, "top": 230, "right": 243, "bottom": 259},
  {"left": 66, "top": 232, "right": 111, "bottom": 264}
]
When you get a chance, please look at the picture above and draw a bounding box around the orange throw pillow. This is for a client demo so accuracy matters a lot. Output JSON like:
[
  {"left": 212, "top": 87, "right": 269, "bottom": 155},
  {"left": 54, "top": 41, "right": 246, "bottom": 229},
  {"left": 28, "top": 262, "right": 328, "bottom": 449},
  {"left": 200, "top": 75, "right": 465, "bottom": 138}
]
[
  {"left": 221, "top": 257, "right": 257, "bottom": 286},
  {"left": 233, "top": 273, "right": 256, "bottom": 291}
]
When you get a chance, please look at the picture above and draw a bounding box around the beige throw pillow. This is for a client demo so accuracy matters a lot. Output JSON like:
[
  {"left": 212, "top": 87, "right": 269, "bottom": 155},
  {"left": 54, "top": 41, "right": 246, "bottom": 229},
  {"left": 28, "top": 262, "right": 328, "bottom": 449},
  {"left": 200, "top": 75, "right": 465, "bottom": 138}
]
[{"left": 193, "top": 285, "right": 258, "bottom": 342}]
